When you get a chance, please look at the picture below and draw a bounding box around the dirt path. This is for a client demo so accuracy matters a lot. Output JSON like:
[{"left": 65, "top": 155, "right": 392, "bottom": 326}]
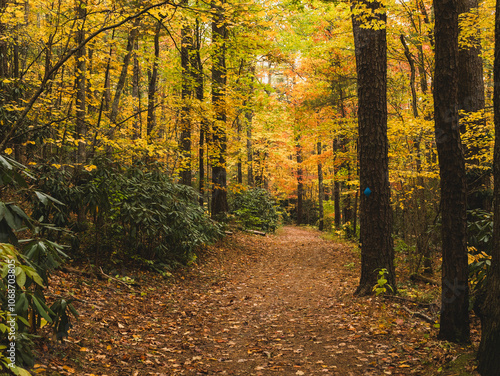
[
  {"left": 38, "top": 226, "right": 477, "bottom": 375},
  {"left": 173, "top": 226, "right": 361, "bottom": 375}
]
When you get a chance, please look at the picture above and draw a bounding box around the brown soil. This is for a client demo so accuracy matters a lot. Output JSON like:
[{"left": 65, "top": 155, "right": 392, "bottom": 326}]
[{"left": 33, "top": 226, "right": 480, "bottom": 375}]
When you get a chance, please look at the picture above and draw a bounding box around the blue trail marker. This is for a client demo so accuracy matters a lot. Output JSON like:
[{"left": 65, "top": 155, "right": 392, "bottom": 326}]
[{"left": 363, "top": 187, "right": 372, "bottom": 197}]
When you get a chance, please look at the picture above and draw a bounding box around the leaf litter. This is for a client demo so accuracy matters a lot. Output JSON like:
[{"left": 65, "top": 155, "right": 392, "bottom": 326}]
[{"left": 34, "top": 226, "right": 480, "bottom": 375}]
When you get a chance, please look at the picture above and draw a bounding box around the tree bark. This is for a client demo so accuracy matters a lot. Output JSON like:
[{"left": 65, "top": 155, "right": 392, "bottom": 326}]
[
  {"left": 476, "top": 1, "right": 500, "bottom": 372},
  {"left": 433, "top": 0, "right": 470, "bottom": 343},
  {"left": 211, "top": 0, "right": 228, "bottom": 217},
  {"left": 351, "top": 0, "right": 395, "bottom": 295}
]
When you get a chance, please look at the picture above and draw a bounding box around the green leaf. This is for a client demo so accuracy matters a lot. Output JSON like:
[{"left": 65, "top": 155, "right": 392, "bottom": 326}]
[
  {"left": 31, "top": 295, "right": 53, "bottom": 323},
  {"left": 15, "top": 292, "right": 28, "bottom": 313},
  {"left": 16, "top": 268, "right": 26, "bottom": 287},
  {"left": 17, "top": 315, "right": 29, "bottom": 326},
  {"left": 35, "top": 191, "right": 48, "bottom": 205},
  {"left": 35, "top": 191, "right": 65, "bottom": 206},
  {"left": 0, "top": 202, "right": 17, "bottom": 230}
]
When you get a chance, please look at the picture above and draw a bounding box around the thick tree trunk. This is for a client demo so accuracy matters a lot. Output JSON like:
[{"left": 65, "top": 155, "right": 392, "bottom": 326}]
[
  {"left": 351, "top": 0, "right": 395, "bottom": 295},
  {"left": 211, "top": 0, "right": 228, "bottom": 217},
  {"left": 476, "top": 2, "right": 500, "bottom": 373},
  {"left": 433, "top": 0, "right": 470, "bottom": 343}
]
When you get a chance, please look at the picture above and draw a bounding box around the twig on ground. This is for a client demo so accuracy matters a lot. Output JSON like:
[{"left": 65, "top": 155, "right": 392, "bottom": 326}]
[
  {"left": 383, "top": 294, "right": 439, "bottom": 309},
  {"left": 402, "top": 306, "right": 435, "bottom": 324},
  {"left": 245, "top": 229, "right": 266, "bottom": 236}
]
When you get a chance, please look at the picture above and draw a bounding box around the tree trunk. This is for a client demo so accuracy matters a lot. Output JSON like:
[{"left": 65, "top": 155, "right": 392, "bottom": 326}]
[
  {"left": 237, "top": 115, "right": 243, "bottom": 184},
  {"left": 476, "top": 2, "right": 500, "bottom": 372},
  {"left": 193, "top": 18, "right": 205, "bottom": 205},
  {"left": 246, "top": 109, "right": 254, "bottom": 187},
  {"left": 317, "top": 141, "right": 324, "bottom": 231},
  {"left": 296, "top": 137, "right": 303, "bottom": 225},
  {"left": 334, "top": 180, "right": 341, "bottom": 228},
  {"left": 434, "top": 0, "right": 470, "bottom": 343},
  {"left": 245, "top": 64, "right": 255, "bottom": 187},
  {"left": 351, "top": 0, "right": 395, "bottom": 295},
  {"left": 333, "top": 137, "right": 341, "bottom": 228},
  {"left": 180, "top": 11, "right": 194, "bottom": 186},
  {"left": 211, "top": 0, "right": 228, "bottom": 217}
]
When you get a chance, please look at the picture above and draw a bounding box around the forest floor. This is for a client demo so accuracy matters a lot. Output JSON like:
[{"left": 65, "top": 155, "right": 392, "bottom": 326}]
[{"left": 32, "top": 226, "right": 481, "bottom": 376}]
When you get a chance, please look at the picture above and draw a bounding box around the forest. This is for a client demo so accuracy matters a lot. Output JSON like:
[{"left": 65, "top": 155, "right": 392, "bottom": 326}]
[{"left": 1, "top": 0, "right": 500, "bottom": 374}]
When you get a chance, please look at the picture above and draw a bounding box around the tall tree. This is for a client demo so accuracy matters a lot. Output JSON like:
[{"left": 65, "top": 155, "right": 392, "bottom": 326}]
[
  {"left": 433, "top": 0, "right": 470, "bottom": 343},
  {"left": 211, "top": 0, "right": 229, "bottom": 216},
  {"left": 476, "top": 1, "right": 500, "bottom": 372},
  {"left": 180, "top": 8, "right": 194, "bottom": 186},
  {"left": 351, "top": 0, "right": 395, "bottom": 295},
  {"left": 193, "top": 18, "right": 207, "bottom": 204}
]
